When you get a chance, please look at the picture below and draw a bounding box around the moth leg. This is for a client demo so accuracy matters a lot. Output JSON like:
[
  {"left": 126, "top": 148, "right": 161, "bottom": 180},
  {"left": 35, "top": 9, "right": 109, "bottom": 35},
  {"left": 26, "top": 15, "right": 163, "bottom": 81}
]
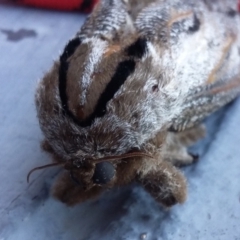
[
  {"left": 163, "top": 125, "right": 206, "bottom": 167},
  {"left": 162, "top": 146, "right": 197, "bottom": 167},
  {"left": 51, "top": 172, "right": 104, "bottom": 206},
  {"left": 175, "top": 124, "right": 206, "bottom": 146},
  {"left": 137, "top": 159, "right": 187, "bottom": 207}
]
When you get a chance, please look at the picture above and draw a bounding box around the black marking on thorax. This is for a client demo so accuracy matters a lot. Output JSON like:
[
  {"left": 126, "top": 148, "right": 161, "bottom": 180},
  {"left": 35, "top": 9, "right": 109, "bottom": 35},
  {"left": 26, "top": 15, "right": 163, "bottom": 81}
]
[
  {"left": 59, "top": 37, "right": 82, "bottom": 119},
  {"left": 126, "top": 38, "right": 148, "bottom": 58},
  {"left": 188, "top": 14, "right": 200, "bottom": 33},
  {"left": 78, "top": 59, "right": 136, "bottom": 127},
  {"left": 59, "top": 37, "right": 146, "bottom": 127},
  {"left": 79, "top": 38, "right": 147, "bottom": 126}
]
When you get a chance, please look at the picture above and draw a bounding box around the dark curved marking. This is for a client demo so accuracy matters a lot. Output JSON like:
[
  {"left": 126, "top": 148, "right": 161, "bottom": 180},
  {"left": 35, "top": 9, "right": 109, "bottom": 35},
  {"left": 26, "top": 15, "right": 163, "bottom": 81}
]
[
  {"left": 59, "top": 38, "right": 81, "bottom": 116},
  {"left": 168, "top": 126, "right": 179, "bottom": 133},
  {"left": 59, "top": 37, "right": 136, "bottom": 127},
  {"left": 188, "top": 14, "right": 200, "bottom": 33},
  {"left": 80, "top": 60, "right": 136, "bottom": 126},
  {"left": 60, "top": 38, "right": 81, "bottom": 62},
  {"left": 126, "top": 38, "right": 148, "bottom": 58},
  {"left": 93, "top": 60, "right": 136, "bottom": 118}
]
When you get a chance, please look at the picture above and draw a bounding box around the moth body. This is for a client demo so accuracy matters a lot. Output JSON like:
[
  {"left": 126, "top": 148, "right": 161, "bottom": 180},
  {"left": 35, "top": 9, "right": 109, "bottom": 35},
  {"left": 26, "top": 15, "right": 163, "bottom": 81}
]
[{"left": 34, "top": 0, "right": 240, "bottom": 206}]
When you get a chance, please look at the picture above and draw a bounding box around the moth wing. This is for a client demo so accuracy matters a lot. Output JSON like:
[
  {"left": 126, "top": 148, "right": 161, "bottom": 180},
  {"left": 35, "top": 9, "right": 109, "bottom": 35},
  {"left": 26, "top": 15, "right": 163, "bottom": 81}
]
[
  {"left": 133, "top": 1, "right": 240, "bottom": 132},
  {"left": 169, "top": 75, "right": 240, "bottom": 132}
]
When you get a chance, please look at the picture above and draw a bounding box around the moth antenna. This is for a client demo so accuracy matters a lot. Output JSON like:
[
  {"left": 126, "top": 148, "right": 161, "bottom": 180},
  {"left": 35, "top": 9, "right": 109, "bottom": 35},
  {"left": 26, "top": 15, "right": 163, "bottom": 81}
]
[
  {"left": 27, "top": 162, "right": 64, "bottom": 183},
  {"left": 92, "top": 152, "right": 154, "bottom": 163},
  {"left": 27, "top": 152, "right": 153, "bottom": 183}
]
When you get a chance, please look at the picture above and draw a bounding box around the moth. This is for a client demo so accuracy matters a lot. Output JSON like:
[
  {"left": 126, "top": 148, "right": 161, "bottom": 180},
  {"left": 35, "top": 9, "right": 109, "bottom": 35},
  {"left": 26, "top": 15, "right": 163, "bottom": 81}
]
[{"left": 30, "top": 0, "right": 240, "bottom": 207}]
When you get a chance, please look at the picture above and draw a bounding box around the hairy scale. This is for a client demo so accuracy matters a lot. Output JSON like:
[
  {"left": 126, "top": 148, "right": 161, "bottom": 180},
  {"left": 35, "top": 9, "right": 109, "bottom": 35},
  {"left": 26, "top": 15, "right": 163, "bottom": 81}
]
[{"left": 33, "top": 0, "right": 240, "bottom": 207}]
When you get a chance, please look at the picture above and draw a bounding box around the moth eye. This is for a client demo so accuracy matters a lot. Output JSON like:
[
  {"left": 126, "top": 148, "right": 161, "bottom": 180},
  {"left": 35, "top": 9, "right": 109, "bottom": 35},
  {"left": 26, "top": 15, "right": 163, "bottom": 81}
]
[
  {"left": 152, "top": 84, "right": 159, "bottom": 92},
  {"left": 92, "top": 162, "right": 116, "bottom": 185}
]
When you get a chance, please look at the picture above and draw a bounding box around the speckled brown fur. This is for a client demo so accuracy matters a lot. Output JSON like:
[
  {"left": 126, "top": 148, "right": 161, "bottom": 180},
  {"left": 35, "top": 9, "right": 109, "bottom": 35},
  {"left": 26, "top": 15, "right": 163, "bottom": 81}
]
[{"left": 34, "top": 0, "right": 240, "bottom": 207}]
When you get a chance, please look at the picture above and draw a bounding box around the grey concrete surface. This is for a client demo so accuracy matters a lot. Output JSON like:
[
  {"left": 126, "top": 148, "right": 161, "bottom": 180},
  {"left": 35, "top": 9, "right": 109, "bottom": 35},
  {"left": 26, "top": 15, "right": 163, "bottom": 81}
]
[{"left": 0, "top": 3, "right": 240, "bottom": 240}]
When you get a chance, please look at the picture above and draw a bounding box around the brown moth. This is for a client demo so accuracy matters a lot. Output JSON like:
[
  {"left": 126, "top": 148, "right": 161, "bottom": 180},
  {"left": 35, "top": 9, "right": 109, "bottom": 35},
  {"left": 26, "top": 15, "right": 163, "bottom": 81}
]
[{"left": 31, "top": 0, "right": 240, "bottom": 207}]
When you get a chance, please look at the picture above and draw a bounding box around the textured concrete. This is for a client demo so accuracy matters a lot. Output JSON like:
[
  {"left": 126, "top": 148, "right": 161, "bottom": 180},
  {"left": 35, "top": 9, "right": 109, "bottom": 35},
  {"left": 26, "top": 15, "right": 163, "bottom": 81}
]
[{"left": 0, "top": 3, "right": 240, "bottom": 240}]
